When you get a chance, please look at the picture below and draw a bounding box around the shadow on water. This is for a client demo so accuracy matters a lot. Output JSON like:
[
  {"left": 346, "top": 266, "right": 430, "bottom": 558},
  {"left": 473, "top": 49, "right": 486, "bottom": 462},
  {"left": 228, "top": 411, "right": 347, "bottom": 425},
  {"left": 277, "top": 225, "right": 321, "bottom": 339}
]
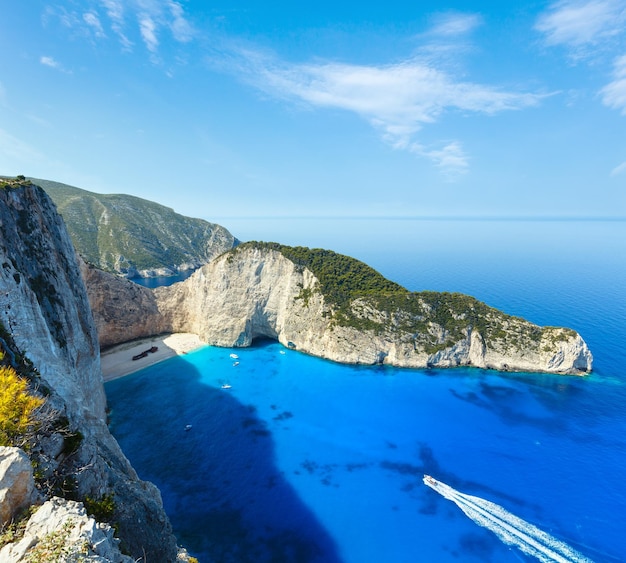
[{"left": 106, "top": 354, "right": 343, "bottom": 563}]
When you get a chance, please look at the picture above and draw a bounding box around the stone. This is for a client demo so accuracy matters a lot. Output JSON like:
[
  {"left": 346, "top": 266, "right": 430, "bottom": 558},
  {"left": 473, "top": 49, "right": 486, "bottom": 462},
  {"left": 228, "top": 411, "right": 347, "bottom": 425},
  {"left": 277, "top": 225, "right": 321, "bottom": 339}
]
[
  {"left": 85, "top": 245, "right": 592, "bottom": 374},
  {"left": 0, "top": 184, "right": 179, "bottom": 561},
  {"left": 0, "top": 447, "right": 38, "bottom": 527},
  {"left": 0, "top": 497, "right": 134, "bottom": 563}
]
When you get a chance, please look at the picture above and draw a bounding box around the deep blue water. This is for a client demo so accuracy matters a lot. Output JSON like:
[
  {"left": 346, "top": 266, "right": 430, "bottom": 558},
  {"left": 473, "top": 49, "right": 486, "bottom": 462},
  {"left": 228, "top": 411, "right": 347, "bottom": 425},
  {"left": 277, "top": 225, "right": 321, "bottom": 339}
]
[
  {"left": 132, "top": 269, "right": 196, "bottom": 288},
  {"left": 106, "top": 219, "right": 626, "bottom": 562}
]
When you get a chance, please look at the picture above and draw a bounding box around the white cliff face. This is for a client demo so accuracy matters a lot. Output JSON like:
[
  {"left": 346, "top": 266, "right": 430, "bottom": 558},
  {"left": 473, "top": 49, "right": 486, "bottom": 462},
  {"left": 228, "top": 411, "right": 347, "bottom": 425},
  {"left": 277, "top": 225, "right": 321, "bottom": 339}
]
[
  {"left": 0, "top": 183, "right": 179, "bottom": 562},
  {"left": 81, "top": 260, "right": 166, "bottom": 349},
  {"left": 0, "top": 185, "right": 105, "bottom": 422},
  {"left": 154, "top": 247, "right": 328, "bottom": 347},
  {"left": 153, "top": 247, "right": 592, "bottom": 375}
]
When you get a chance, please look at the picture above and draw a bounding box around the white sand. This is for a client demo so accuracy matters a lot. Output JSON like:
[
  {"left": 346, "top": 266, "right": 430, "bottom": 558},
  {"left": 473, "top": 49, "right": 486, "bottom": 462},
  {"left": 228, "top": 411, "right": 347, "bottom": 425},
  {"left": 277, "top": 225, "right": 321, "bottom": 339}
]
[{"left": 100, "top": 333, "right": 205, "bottom": 381}]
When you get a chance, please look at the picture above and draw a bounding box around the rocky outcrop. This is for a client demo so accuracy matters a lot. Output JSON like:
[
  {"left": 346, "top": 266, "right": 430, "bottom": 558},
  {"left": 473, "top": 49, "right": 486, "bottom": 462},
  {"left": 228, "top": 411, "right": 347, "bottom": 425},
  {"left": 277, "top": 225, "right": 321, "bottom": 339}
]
[
  {"left": 0, "top": 182, "right": 179, "bottom": 561},
  {"left": 149, "top": 246, "right": 592, "bottom": 374},
  {"left": 85, "top": 244, "right": 592, "bottom": 374},
  {"left": 0, "top": 448, "right": 39, "bottom": 527},
  {"left": 0, "top": 496, "right": 133, "bottom": 562},
  {"left": 0, "top": 183, "right": 104, "bottom": 422},
  {"left": 81, "top": 261, "right": 166, "bottom": 348}
]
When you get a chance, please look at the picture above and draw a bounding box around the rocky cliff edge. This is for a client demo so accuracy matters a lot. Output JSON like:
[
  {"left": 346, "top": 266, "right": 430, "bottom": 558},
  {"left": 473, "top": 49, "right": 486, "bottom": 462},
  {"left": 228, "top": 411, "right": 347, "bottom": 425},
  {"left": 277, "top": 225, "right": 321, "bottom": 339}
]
[
  {"left": 90, "top": 242, "right": 591, "bottom": 375},
  {"left": 0, "top": 181, "right": 180, "bottom": 561}
]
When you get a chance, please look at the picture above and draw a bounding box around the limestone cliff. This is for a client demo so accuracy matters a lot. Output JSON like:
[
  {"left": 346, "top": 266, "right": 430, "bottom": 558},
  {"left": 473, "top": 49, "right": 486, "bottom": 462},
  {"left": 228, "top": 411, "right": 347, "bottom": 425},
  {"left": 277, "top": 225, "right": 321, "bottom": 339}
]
[
  {"left": 81, "top": 261, "right": 167, "bottom": 348},
  {"left": 0, "top": 180, "right": 179, "bottom": 561},
  {"left": 85, "top": 243, "right": 591, "bottom": 374},
  {"left": 147, "top": 244, "right": 591, "bottom": 374}
]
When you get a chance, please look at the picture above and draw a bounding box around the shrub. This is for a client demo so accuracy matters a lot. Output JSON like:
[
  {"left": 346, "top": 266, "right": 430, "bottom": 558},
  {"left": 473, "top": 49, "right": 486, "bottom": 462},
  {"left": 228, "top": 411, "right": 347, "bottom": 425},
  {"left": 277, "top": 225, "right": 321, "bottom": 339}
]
[
  {"left": 0, "top": 365, "right": 44, "bottom": 447},
  {"left": 84, "top": 493, "right": 116, "bottom": 522}
]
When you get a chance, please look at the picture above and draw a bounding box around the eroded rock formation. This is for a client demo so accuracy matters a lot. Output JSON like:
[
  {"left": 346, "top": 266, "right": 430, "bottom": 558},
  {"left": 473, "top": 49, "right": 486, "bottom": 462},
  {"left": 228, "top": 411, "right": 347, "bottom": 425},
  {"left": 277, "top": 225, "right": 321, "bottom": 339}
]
[
  {"left": 87, "top": 244, "right": 592, "bottom": 375},
  {"left": 0, "top": 493, "right": 134, "bottom": 562},
  {"left": 0, "top": 182, "right": 179, "bottom": 561}
]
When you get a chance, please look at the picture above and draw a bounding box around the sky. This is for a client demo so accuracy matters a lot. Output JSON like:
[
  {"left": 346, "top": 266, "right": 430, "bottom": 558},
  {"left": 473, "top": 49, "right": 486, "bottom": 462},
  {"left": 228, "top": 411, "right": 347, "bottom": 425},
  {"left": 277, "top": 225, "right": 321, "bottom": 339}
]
[{"left": 1, "top": 1, "right": 625, "bottom": 220}]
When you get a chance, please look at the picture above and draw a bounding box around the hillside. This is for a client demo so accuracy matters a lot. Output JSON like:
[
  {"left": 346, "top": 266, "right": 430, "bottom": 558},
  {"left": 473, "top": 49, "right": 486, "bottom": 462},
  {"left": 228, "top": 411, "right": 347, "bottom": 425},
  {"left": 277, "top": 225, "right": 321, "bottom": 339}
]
[
  {"left": 81, "top": 242, "right": 591, "bottom": 374},
  {"left": 31, "top": 178, "right": 238, "bottom": 278},
  {"left": 232, "top": 242, "right": 570, "bottom": 355}
]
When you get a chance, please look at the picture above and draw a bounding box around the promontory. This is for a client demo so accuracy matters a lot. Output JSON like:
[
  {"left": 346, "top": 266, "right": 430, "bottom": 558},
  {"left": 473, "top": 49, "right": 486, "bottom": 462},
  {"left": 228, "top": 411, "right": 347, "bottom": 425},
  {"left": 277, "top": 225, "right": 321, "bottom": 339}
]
[{"left": 88, "top": 242, "right": 592, "bottom": 375}]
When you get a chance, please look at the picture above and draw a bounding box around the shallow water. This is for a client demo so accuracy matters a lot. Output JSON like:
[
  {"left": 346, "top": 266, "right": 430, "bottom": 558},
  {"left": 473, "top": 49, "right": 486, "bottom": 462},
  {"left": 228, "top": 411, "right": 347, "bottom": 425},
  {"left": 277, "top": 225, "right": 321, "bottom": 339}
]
[{"left": 106, "top": 219, "right": 626, "bottom": 562}]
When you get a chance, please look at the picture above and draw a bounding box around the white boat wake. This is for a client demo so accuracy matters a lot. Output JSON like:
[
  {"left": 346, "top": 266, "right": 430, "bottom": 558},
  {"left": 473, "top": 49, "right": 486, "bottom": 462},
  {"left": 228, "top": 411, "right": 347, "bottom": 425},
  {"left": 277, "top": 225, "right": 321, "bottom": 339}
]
[{"left": 423, "top": 476, "right": 593, "bottom": 563}]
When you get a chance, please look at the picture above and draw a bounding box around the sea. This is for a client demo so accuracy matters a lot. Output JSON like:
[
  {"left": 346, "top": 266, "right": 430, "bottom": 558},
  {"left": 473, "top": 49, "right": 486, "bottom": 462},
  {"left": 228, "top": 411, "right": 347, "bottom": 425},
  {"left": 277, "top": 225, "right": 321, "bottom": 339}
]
[{"left": 105, "top": 218, "right": 626, "bottom": 563}]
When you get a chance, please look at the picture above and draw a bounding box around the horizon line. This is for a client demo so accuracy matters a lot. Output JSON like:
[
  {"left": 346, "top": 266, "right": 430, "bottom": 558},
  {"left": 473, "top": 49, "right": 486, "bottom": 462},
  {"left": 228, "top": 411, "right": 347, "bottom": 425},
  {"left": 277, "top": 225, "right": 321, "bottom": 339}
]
[{"left": 209, "top": 215, "right": 626, "bottom": 222}]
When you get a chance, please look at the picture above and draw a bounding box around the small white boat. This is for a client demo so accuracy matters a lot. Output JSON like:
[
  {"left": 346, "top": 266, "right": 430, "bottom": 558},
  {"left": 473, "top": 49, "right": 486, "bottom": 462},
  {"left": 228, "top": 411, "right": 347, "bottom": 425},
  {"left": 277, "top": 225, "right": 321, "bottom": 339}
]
[
  {"left": 229, "top": 353, "right": 239, "bottom": 359},
  {"left": 221, "top": 383, "right": 232, "bottom": 389},
  {"left": 232, "top": 361, "right": 240, "bottom": 367},
  {"left": 185, "top": 424, "right": 192, "bottom": 431},
  {"left": 279, "top": 350, "right": 286, "bottom": 355}
]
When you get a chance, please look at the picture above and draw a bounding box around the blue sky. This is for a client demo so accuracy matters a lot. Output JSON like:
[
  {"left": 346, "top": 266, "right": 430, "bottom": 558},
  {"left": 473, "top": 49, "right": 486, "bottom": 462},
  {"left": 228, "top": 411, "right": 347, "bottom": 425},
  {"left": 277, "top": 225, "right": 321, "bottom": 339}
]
[{"left": 1, "top": 1, "right": 625, "bottom": 219}]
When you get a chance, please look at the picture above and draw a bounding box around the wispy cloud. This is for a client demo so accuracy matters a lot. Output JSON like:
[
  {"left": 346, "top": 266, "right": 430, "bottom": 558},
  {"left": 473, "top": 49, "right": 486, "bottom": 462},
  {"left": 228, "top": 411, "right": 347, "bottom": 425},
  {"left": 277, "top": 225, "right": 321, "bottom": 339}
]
[
  {"left": 100, "top": 0, "right": 133, "bottom": 50},
  {"left": 168, "top": 1, "right": 193, "bottom": 43},
  {"left": 601, "top": 54, "right": 626, "bottom": 112},
  {"left": 610, "top": 159, "right": 626, "bottom": 175},
  {"left": 83, "top": 11, "right": 105, "bottom": 38},
  {"left": 40, "top": 56, "right": 71, "bottom": 73},
  {"left": 535, "top": 0, "right": 626, "bottom": 58},
  {"left": 536, "top": 1, "right": 626, "bottom": 115},
  {"left": 133, "top": 0, "right": 194, "bottom": 55},
  {"left": 414, "top": 141, "right": 469, "bottom": 178},
  {"left": 43, "top": 1, "right": 194, "bottom": 59},
  {"left": 139, "top": 15, "right": 159, "bottom": 53},
  {"left": 224, "top": 49, "right": 543, "bottom": 176},
  {"left": 429, "top": 12, "right": 483, "bottom": 38}
]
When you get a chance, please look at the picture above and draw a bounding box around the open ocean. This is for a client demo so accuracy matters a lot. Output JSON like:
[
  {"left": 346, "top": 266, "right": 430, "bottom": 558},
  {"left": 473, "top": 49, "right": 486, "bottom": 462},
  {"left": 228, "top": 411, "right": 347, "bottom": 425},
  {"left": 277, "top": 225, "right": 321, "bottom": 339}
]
[{"left": 106, "top": 218, "right": 626, "bottom": 563}]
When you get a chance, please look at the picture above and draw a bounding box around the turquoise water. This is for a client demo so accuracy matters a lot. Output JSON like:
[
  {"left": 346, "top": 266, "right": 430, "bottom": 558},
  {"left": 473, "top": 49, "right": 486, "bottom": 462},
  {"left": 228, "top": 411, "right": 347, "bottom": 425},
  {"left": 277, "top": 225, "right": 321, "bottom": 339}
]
[{"left": 106, "top": 219, "right": 626, "bottom": 562}]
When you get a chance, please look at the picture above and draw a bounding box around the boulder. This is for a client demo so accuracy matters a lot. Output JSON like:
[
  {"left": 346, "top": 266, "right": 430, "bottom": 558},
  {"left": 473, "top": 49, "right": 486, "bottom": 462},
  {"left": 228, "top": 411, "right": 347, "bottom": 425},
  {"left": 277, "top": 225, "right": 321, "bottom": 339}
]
[{"left": 0, "top": 447, "right": 38, "bottom": 527}]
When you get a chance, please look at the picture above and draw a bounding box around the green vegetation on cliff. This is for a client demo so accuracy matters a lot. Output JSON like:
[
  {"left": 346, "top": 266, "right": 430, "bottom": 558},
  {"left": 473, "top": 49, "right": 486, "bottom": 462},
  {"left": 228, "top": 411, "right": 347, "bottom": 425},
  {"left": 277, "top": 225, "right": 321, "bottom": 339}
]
[
  {"left": 235, "top": 241, "right": 560, "bottom": 353},
  {"left": 0, "top": 361, "right": 43, "bottom": 448},
  {"left": 32, "top": 178, "right": 238, "bottom": 276}
]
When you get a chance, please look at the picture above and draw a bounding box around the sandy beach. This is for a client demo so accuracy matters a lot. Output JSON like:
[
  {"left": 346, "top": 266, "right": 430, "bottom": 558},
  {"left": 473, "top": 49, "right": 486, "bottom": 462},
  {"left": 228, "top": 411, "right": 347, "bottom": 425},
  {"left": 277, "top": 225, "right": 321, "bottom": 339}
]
[{"left": 100, "top": 333, "right": 205, "bottom": 382}]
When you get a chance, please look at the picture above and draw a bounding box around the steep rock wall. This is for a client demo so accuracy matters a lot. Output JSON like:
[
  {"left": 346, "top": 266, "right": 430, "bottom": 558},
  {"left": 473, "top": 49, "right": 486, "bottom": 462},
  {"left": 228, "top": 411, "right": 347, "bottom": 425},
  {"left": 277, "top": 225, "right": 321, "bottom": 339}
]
[
  {"left": 153, "top": 247, "right": 591, "bottom": 374},
  {"left": 81, "top": 261, "right": 167, "bottom": 348},
  {"left": 0, "top": 184, "right": 104, "bottom": 421},
  {"left": 84, "top": 244, "right": 592, "bottom": 374},
  {"left": 0, "top": 183, "right": 178, "bottom": 561}
]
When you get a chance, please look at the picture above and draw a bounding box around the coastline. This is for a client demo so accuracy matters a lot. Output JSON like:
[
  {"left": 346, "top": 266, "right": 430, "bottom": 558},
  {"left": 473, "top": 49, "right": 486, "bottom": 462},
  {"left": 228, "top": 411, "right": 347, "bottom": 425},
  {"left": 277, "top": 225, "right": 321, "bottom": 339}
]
[{"left": 100, "top": 333, "right": 205, "bottom": 382}]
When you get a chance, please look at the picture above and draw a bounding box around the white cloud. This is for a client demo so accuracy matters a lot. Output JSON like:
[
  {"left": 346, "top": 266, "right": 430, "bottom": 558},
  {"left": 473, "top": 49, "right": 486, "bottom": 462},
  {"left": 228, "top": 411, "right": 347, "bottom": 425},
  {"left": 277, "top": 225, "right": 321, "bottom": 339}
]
[
  {"left": 168, "top": 1, "right": 193, "bottom": 42},
  {"left": 139, "top": 15, "right": 159, "bottom": 53},
  {"left": 601, "top": 54, "right": 626, "bottom": 112},
  {"left": 100, "top": 0, "right": 133, "bottom": 50},
  {"left": 40, "top": 55, "right": 58, "bottom": 68},
  {"left": 535, "top": 0, "right": 626, "bottom": 57},
  {"left": 226, "top": 49, "right": 543, "bottom": 176},
  {"left": 40, "top": 56, "right": 69, "bottom": 73},
  {"left": 83, "top": 11, "right": 105, "bottom": 38},
  {"left": 429, "top": 13, "right": 483, "bottom": 37},
  {"left": 42, "top": 1, "right": 193, "bottom": 58},
  {"left": 410, "top": 141, "right": 469, "bottom": 178},
  {"left": 133, "top": 1, "right": 194, "bottom": 54}
]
